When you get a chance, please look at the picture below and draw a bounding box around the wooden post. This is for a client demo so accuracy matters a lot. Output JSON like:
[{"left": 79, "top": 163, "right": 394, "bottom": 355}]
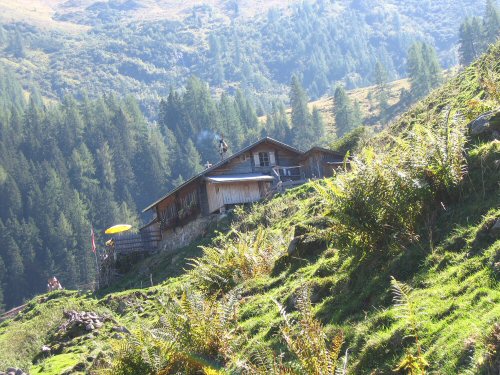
[{"left": 94, "top": 249, "right": 100, "bottom": 291}]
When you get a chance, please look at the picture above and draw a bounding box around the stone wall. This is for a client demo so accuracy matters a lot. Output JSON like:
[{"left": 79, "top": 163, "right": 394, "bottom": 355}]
[{"left": 159, "top": 214, "right": 221, "bottom": 253}]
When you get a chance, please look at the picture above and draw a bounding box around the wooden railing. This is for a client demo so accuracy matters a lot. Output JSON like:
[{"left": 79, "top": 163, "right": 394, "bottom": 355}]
[{"left": 114, "top": 226, "right": 161, "bottom": 256}]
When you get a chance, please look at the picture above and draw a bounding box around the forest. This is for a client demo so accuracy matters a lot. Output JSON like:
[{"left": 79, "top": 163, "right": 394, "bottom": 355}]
[{"left": 0, "top": 0, "right": 487, "bottom": 117}]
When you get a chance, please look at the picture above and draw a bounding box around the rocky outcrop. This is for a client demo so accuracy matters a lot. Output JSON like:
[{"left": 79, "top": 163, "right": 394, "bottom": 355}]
[
  {"left": 467, "top": 110, "right": 500, "bottom": 138},
  {"left": 55, "top": 310, "right": 112, "bottom": 340},
  {"left": 0, "top": 368, "right": 28, "bottom": 375}
]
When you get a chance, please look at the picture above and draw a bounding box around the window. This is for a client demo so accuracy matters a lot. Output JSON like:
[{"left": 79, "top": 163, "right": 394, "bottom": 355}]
[{"left": 258, "top": 152, "right": 270, "bottom": 166}]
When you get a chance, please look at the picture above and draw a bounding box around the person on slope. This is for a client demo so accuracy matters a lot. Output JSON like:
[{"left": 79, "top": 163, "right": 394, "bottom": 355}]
[{"left": 47, "top": 276, "right": 63, "bottom": 292}]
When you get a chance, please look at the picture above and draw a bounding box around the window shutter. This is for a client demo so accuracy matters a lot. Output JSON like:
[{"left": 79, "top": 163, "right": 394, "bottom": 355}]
[
  {"left": 253, "top": 153, "right": 260, "bottom": 166},
  {"left": 269, "top": 151, "right": 276, "bottom": 166}
]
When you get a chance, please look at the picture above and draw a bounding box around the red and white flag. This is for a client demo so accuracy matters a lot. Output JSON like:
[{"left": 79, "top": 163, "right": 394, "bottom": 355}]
[{"left": 91, "top": 226, "right": 96, "bottom": 253}]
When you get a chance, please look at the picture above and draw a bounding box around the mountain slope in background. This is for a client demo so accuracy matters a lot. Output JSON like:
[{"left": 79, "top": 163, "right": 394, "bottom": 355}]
[{"left": 0, "top": 0, "right": 484, "bottom": 116}]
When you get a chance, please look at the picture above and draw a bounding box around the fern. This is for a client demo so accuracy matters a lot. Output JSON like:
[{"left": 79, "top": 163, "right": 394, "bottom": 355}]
[
  {"left": 275, "top": 287, "right": 344, "bottom": 375},
  {"left": 391, "top": 276, "right": 428, "bottom": 374},
  {"left": 188, "top": 228, "right": 289, "bottom": 292}
]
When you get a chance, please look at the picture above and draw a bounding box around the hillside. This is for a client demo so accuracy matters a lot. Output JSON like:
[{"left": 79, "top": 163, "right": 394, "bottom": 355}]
[
  {"left": 0, "top": 41, "right": 498, "bottom": 374},
  {"left": 0, "top": 0, "right": 485, "bottom": 116},
  {"left": 272, "top": 77, "right": 412, "bottom": 131}
]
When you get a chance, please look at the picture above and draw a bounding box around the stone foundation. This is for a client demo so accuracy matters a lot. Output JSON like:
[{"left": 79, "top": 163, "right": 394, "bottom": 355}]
[{"left": 159, "top": 214, "right": 222, "bottom": 253}]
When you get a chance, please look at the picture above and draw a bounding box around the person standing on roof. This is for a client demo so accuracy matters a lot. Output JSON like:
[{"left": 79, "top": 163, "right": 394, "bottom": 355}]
[{"left": 218, "top": 134, "right": 228, "bottom": 160}]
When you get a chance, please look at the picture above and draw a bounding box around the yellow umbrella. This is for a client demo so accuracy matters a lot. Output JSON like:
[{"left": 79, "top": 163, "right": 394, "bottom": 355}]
[{"left": 105, "top": 224, "right": 132, "bottom": 234}]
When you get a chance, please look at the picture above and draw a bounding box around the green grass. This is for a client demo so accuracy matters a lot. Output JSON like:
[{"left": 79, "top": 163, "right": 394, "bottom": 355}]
[{"left": 30, "top": 353, "right": 83, "bottom": 375}]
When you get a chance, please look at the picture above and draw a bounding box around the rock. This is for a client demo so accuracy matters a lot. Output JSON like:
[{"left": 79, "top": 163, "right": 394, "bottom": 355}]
[
  {"left": 94, "top": 321, "right": 103, "bottom": 329},
  {"left": 6, "top": 369, "right": 15, "bottom": 374},
  {"left": 15, "top": 370, "right": 24, "bottom": 375},
  {"left": 467, "top": 110, "right": 500, "bottom": 137},
  {"left": 491, "top": 218, "right": 500, "bottom": 237},
  {"left": 287, "top": 237, "right": 300, "bottom": 255},
  {"left": 287, "top": 235, "right": 327, "bottom": 257},
  {"left": 112, "top": 325, "right": 130, "bottom": 334},
  {"left": 42, "top": 345, "right": 51, "bottom": 353},
  {"left": 112, "top": 333, "right": 123, "bottom": 340},
  {"left": 85, "top": 323, "right": 94, "bottom": 331}
]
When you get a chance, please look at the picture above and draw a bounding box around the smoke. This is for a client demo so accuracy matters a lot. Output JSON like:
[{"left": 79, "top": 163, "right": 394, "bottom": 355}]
[{"left": 196, "top": 129, "right": 219, "bottom": 146}]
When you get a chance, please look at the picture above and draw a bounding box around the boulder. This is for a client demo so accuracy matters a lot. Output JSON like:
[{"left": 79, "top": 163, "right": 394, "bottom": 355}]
[
  {"left": 467, "top": 110, "right": 500, "bottom": 137},
  {"left": 112, "top": 325, "right": 130, "bottom": 334},
  {"left": 491, "top": 218, "right": 500, "bottom": 238}
]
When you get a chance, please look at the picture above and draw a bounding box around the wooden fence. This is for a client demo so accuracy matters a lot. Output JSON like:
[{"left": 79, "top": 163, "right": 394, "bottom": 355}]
[{"left": 114, "top": 224, "right": 161, "bottom": 256}]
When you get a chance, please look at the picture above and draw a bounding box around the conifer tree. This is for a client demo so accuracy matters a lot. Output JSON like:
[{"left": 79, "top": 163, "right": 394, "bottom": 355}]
[
  {"left": 180, "top": 139, "right": 203, "bottom": 179},
  {"left": 373, "top": 61, "right": 390, "bottom": 122},
  {"left": 334, "top": 85, "right": 355, "bottom": 137},
  {"left": 311, "top": 107, "right": 325, "bottom": 142},
  {"left": 407, "top": 41, "right": 442, "bottom": 98},
  {"left": 352, "top": 100, "right": 363, "bottom": 129},
  {"left": 484, "top": 0, "right": 500, "bottom": 44},
  {"left": 290, "top": 75, "right": 314, "bottom": 149},
  {"left": 7, "top": 29, "right": 25, "bottom": 58}
]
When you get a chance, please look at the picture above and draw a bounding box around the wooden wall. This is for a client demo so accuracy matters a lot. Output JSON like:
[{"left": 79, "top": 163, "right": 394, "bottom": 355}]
[
  {"left": 156, "top": 180, "right": 201, "bottom": 231},
  {"left": 207, "top": 181, "right": 262, "bottom": 213},
  {"left": 302, "top": 151, "right": 344, "bottom": 178}
]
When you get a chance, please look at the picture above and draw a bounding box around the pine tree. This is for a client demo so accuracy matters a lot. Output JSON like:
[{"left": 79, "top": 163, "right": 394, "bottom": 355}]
[
  {"left": 407, "top": 41, "right": 442, "bottom": 98},
  {"left": 352, "top": 100, "right": 363, "bottom": 129},
  {"left": 407, "top": 42, "right": 427, "bottom": 98},
  {"left": 484, "top": 0, "right": 500, "bottom": 44},
  {"left": 459, "top": 17, "right": 486, "bottom": 66},
  {"left": 290, "top": 75, "right": 314, "bottom": 149},
  {"left": 334, "top": 85, "right": 355, "bottom": 137},
  {"left": 7, "top": 29, "right": 25, "bottom": 58},
  {"left": 421, "top": 43, "right": 442, "bottom": 89},
  {"left": 373, "top": 61, "right": 390, "bottom": 122},
  {"left": 179, "top": 139, "right": 203, "bottom": 179},
  {"left": 311, "top": 107, "right": 325, "bottom": 142}
]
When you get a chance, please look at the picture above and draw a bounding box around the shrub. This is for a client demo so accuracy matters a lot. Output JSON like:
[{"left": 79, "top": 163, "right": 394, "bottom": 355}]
[
  {"left": 102, "top": 289, "right": 240, "bottom": 374},
  {"left": 313, "top": 111, "right": 467, "bottom": 255},
  {"left": 189, "top": 228, "right": 289, "bottom": 292}
]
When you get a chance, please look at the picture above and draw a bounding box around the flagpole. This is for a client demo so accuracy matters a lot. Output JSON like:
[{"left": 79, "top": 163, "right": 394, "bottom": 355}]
[
  {"left": 91, "top": 226, "right": 100, "bottom": 291},
  {"left": 94, "top": 246, "right": 100, "bottom": 291}
]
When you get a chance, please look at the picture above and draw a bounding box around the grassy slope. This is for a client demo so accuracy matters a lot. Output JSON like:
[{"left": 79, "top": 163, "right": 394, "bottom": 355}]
[
  {"left": 258, "top": 77, "right": 412, "bottom": 133},
  {"left": 0, "top": 45, "right": 499, "bottom": 374}
]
